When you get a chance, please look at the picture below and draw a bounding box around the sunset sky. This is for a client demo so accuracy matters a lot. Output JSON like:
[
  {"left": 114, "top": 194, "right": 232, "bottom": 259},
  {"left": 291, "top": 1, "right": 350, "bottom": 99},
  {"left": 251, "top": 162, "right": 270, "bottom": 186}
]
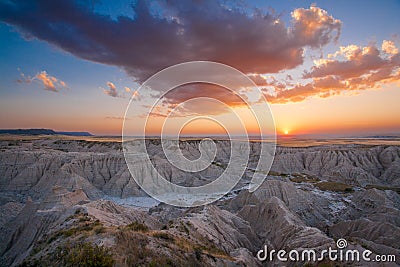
[{"left": 0, "top": 0, "right": 399, "bottom": 136}]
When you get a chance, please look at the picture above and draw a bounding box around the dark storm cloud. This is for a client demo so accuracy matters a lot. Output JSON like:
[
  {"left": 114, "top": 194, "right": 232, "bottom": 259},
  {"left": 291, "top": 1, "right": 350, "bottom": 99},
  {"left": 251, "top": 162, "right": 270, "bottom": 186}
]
[{"left": 0, "top": 0, "right": 342, "bottom": 84}]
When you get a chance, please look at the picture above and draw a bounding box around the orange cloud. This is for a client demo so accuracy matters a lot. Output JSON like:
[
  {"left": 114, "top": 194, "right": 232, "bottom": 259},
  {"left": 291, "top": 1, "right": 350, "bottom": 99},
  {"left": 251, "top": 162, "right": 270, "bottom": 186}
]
[
  {"left": 265, "top": 83, "right": 315, "bottom": 103},
  {"left": 36, "top": 71, "right": 57, "bottom": 91},
  {"left": 382, "top": 40, "right": 399, "bottom": 55},
  {"left": 304, "top": 44, "right": 387, "bottom": 79},
  {"left": 247, "top": 74, "right": 269, "bottom": 86},
  {"left": 291, "top": 5, "right": 342, "bottom": 47},
  {"left": 131, "top": 90, "right": 141, "bottom": 100},
  {"left": 103, "top": 83, "right": 138, "bottom": 99},
  {"left": 103, "top": 82, "right": 119, "bottom": 97},
  {"left": 161, "top": 84, "right": 250, "bottom": 114},
  {"left": 265, "top": 41, "right": 400, "bottom": 104},
  {"left": 17, "top": 70, "right": 67, "bottom": 92}
]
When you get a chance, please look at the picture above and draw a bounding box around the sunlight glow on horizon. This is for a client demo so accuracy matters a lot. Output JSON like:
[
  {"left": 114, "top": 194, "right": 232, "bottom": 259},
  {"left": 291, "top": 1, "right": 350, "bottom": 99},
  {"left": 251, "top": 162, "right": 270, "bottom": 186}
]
[{"left": 1, "top": 83, "right": 399, "bottom": 137}]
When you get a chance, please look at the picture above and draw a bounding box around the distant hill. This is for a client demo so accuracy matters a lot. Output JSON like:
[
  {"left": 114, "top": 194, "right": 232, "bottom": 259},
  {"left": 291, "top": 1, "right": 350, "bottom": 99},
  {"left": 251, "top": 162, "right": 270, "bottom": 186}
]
[
  {"left": 0, "top": 129, "right": 93, "bottom": 136},
  {"left": 56, "top": 131, "right": 93, "bottom": 136}
]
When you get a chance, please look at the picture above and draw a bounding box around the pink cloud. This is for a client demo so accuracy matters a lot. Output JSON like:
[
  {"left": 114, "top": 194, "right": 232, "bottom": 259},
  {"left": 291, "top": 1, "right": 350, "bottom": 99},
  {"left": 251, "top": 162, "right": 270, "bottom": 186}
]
[
  {"left": 17, "top": 70, "right": 67, "bottom": 92},
  {"left": 265, "top": 42, "right": 400, "bottom": 104},
  {"left": 103, "top": 82, "right": 119, "bottom": 97}
]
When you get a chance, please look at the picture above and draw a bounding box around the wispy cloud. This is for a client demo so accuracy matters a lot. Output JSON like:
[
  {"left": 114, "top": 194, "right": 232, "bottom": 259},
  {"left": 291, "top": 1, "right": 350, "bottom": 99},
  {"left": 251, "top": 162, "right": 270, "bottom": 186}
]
[
  {"left": 103, "top": 82, "right": 119, "bottom": 97},
  {"left": 17, "top": 70, "right": 67, "bottom": 92},
  {"left": 102, "top": 82, "right": 140, "bottom": 99},
  {"left": 105, "top": 116, "right": 131, "bottom": 120}
]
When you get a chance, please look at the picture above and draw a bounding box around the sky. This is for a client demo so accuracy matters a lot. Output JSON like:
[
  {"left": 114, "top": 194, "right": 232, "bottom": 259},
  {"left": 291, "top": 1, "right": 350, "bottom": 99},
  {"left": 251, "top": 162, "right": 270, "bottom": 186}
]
[{"left": 0, "top": 0, "right": 399, "bottom": 136}]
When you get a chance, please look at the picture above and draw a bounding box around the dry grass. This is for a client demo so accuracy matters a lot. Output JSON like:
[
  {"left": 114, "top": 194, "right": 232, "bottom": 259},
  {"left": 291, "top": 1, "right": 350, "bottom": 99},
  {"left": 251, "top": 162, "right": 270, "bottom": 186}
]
[
  {"left": 365, "top": 184, "right": 400, "bottom": 194},
  {"left": 289, "top": 173, "right": 320, "bottom": 183},
  {"left": 314, "top": 181, "right": 354, "bottom": 193}
]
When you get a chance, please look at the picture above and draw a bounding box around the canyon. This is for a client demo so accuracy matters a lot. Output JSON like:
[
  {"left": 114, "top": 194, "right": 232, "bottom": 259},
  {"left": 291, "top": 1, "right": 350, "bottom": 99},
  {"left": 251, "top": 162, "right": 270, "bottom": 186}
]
[{"left": 0, "top": 137, "right": 399, "bottom": 266}]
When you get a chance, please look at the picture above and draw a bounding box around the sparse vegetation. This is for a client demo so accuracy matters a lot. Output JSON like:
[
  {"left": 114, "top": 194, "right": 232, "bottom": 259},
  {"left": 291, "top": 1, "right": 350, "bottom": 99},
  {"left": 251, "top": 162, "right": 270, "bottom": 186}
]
[
  {"left": 23, "top": 242, "right": 114, "bottom": 267},
  {"left": 303, "top": 261, "right": 336, "bottom": 267},
  {"left": 289, "top": 173, "right": 320, "bottom": 183},
  {"left": 365, "top": 184, "right": 400, "bottom": 194},
  {"left": 47, "top": 216, "right": 104, "bottom": 243},
  {"left": 53, "top": 242, "right": 114, "bottom": 267},
  {"left": 114, "top": 230, "right": 179, "bottom": 266},
  {"left": 126, "top": 221, "right": 149, "bottom": 232},
  {"left": 75, "top": 208, "right": 82, "bottom": 215},
  {"left": 194, "top": 244, "right": 227, "bottom": 258},
  {"left": 179, "top": 222, "right": 190, "bottom": 235},
  {"left": 268, "top": 171, "right": 289, "bottom": 177},
  {"left": 148, "top": 258, "right": 174, "bottom": 267},
  {"left": 194, "top": 247, "right": 202, "bottom": 261},
  {"left": 314, "top": 181, "right": 354, "bottom": 193},
  {"left": 153, "top": 231, "right": 174, "bottom": 241},
  {"left": 79, "top": 216, "right": 91, "bottom": 222}
]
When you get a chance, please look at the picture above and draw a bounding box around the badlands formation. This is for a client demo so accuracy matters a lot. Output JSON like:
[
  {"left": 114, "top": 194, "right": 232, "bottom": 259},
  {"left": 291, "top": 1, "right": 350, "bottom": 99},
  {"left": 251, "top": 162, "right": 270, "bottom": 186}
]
[{"left": 0, "top": 137, "right": 399, "bottom": 266}]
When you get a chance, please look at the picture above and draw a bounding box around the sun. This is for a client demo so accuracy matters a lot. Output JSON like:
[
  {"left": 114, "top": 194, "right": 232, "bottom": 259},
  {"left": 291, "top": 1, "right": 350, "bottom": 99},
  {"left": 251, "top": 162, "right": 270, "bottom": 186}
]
[{"left": 284, "top": 130, "right": 289, "bottom": 135}]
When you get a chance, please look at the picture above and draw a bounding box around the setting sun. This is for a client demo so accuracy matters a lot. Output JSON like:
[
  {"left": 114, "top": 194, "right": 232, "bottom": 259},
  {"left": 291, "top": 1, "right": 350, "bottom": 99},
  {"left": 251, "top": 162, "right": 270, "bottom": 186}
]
[{"left": 284, "top": 130, "right": 289, "bottom": 135}]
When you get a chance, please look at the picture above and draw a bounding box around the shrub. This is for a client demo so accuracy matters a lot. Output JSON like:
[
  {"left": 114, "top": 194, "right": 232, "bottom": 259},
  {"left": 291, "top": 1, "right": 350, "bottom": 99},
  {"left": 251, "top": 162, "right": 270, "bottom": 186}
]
[
  {"left": 194, "top": 248, "right": 202, "bottom": 261},
  {"left": 153, "top": 232, "right": 174, "bottom": 241},
  {"left": 289, "top": 173, "right": 320, "bottom": 183},
  {"left": 179, "top": 222, "right": 190, "bottom": 235},
  {"left": 52, "top": 242, "right": 114, "bottom": 267},
  {"left": 315, "top": 181, "right": 353, "bottom": 193},
  {"left": 149, "top": 258, "right": 174, "bottom": 267},
  {"left": 126, "top": 221, "right": 149, "bottom": 232},
  {"left": 79, "top": 216, "right": 91, "bottom": 222},
  {"left": 365, "top": 184, "right": 400, "bottom": 194},
  {"left": 94, "top": 225, "right": 106, "bottom": 234}
]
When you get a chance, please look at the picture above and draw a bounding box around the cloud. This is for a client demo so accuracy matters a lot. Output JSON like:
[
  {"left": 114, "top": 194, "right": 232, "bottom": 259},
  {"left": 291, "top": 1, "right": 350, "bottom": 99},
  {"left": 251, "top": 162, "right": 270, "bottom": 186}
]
[
  {"left": 247, "top": 74, "right": 269, "bottom": 86},
  {"left": 162, "top": 83, "right": 249, "bottom": 110},
  {"left": 105, "top": 116, "right": 130, "bottom": 120},
  {"left": 0, "top": 1, "right": 341, "bottom": 85},
  {"left": 136, "top": 83, "right": 250, "bottom": 118},
  {"left": 304, "top": 44, "right": 389, "bottom": 79},
  {"left": 103, "top": 82, "right": 119, "bottom": 97},
  {"left": 17, "top": 70, "right": 67, "bottom": 92},
  {"left": 265, "top": 42, "right": 400, "bottom": 103},
  {"left": 131, "top": 90, "right": 141, "bottom": 100},
  {"left": 36, "top": 71, "right": 58, "bottom": 91},
  {"left": 5, "top": 1, "right": 397, "bottom": 107},
  {"left": 382, "top": 40, "right": 399, "bottom": 55},
  {"left": 291, "top": 5, "right": 341, "bottom": 47},
  {"left": 304, "top": 43, "right": 399, "bottom": 81},
  {"left": 103, "top": 82, "right": 140, "bottom": 99},
  {"left": 264, "top": 83, "right": 315, "bottom": 104}
]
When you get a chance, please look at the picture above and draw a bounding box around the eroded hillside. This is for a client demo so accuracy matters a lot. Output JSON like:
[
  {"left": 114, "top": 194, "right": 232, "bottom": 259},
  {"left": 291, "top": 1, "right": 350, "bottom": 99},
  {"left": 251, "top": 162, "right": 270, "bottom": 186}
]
[{"left": 0, "top": 138, "right": 399, "bottom": 266}]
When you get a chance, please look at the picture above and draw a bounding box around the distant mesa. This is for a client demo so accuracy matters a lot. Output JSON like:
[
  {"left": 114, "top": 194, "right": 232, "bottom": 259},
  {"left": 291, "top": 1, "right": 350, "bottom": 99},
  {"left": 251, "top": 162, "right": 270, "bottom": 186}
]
[
  {"left": 0, "top": 128, "right": 93, "bottom": 136},
  {"left": 56, "top": 131, "right": 93, "bottom": 136}
]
